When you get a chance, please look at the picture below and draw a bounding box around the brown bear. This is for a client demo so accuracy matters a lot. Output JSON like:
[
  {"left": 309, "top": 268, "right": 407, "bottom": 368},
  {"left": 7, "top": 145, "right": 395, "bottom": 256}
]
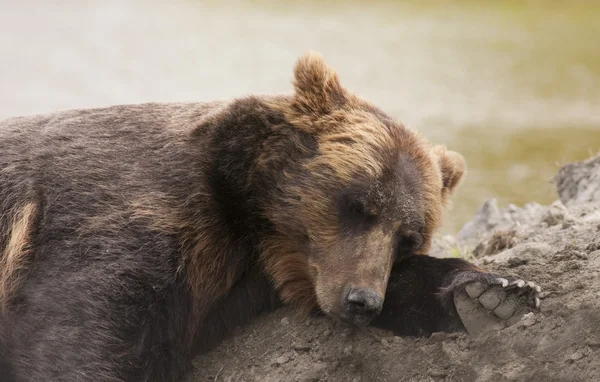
[{"left": 0, "top": 52, "right": 540, "bottom": 382}]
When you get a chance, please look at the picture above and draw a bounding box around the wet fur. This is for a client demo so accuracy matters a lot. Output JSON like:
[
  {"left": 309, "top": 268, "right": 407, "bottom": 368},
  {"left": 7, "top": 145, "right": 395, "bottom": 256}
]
[{"left": 0, "top": 53, "right": 468, "bottom": 381}]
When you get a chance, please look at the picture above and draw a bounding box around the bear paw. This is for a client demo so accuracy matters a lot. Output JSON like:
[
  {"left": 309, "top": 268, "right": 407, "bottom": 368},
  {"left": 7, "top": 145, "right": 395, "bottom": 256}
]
[{"left": 451, "top": 273, "right": 541, "bottom": 336}]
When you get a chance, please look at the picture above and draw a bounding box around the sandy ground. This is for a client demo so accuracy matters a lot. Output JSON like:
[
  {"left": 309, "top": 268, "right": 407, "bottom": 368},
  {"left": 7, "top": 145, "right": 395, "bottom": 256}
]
[{"left": 188, "top": 154, "right": 600, "bottom": 382}]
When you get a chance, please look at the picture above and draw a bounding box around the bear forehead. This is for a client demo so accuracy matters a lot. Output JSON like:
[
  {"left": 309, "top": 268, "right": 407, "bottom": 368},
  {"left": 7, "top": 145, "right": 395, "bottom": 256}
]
[
  {"left": 340, "top": 153, "right": 428, "bottom": 228},
  {"left": 307, "top": 117, "right": 430, "bottom": 180}
]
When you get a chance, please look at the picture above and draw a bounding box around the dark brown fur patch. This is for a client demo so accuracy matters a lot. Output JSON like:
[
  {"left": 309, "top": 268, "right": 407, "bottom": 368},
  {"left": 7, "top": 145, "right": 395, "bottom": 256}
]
[
  {"left": 127, "top": 193, "right": 246, "bottom": 331},
  {"left": 0, "top": 202, "right": 37, "bottom": 312}
]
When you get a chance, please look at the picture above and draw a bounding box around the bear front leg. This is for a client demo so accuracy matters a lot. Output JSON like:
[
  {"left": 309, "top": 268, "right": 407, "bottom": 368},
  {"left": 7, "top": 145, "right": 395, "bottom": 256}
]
[{"left": 370, "top": 255, "right": 541, "bottom": 337}]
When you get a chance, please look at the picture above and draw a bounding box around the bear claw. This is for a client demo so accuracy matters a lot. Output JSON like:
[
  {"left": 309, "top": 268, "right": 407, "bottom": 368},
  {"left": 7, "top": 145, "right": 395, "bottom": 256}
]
[{"left": 453, "top": 273, "right": 541, "bottom": 336}]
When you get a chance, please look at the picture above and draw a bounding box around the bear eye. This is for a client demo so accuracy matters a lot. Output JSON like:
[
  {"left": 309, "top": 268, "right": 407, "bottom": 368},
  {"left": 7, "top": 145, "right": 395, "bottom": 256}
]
[
  {"left": 339, "top": 194, "right": 377, "bottom": 229},
  {"left": 347, "top": 198, "right": 365, "bottom": 216},
  {"left": 395, "top": 231, "right": 423, "bottom": 254}
]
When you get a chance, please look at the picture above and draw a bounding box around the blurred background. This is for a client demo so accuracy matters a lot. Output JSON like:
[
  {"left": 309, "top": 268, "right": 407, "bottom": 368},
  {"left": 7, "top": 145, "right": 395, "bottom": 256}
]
[{"left": 1, "top": 0, "right": 598, "bottom": 234}]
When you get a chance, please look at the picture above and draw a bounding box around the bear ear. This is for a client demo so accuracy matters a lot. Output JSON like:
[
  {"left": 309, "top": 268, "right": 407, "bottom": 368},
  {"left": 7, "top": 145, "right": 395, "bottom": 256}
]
[
  {"left": 292, "top": 51, "right": 347, "bottom": 117},
  {"left": 432, "top": 145, "right": 467, "bottom": 203}
]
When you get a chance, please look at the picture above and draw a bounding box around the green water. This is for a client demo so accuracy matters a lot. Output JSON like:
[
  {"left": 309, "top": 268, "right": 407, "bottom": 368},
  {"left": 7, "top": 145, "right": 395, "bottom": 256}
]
[{"left": 0, "top": 0, "right": 598, "bottom": 233}]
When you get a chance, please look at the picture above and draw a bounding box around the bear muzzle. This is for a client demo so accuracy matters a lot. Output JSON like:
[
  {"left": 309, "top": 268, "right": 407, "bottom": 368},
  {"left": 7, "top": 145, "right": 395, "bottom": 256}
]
[{"left": 340, "top": 286, "right": 384, "bottom": 325}]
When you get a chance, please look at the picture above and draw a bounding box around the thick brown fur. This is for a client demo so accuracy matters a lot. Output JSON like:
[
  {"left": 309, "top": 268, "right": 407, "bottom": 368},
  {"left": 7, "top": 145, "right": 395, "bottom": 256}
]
[{"left": 0, "top": 52, "right": 467, "bottom": 381}]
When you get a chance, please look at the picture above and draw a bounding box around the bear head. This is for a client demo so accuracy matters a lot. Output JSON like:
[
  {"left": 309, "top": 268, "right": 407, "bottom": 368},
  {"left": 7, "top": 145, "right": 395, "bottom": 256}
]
[{"left": 261, "top": 52, "right": 466, "bottom": 326}]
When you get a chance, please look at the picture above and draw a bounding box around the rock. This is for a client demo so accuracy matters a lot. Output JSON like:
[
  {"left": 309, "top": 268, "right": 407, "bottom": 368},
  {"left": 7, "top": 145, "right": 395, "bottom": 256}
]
[
  {"left": 340, "top": 328, "right": 353, "bottom": 338},
  {"left": 567, "top": 351, "right": 585, "bottom": 363},
  {"left": 473, "top": 229, "right": 519, "bottom": 257},
  {"left": 292, "top": 342, "right": 312, "bottom": 352},
  {"left": 556, "top": 154, "right": 600, "bottom": 206},
  {"left": 272, "top": 354, "right": 290, "bottom": 366},
  {"left": 480, "top": 242, "right": 552, "bottom": 265},
  {"left": 456, "top": 198, "right": 547, "bottom": 253},
  {"left": 590, "top": 250, "right": 600, "bottom": 267},
  {"left": 519, "top": 313, "right": 537, "bottom": 328},
  {"left": 456, "top": 199, "right": 501, "bottom": 243},
  {"left": 430, "top": 234, "right": 459, "bottom": 258},
  {"left": 507, "top": 257, "right": 528, "bottom": 268},
  {"left": 295, "top": 362, "right": 328, "bottom": 381},
  {"left": 428, "top": 368, "right": 447, "bottom": 378},
  {"left": 427, "top": 332, "right": 447, "bottom": 343},
  {"left": 585, "top": 338, "right": 600, "bottom": 347},
  {"left": 582, "top": 210, "right": 600, "bottom": 223},
  {"left": 542, "top": 201, "right": 570, "bottom": 226}
]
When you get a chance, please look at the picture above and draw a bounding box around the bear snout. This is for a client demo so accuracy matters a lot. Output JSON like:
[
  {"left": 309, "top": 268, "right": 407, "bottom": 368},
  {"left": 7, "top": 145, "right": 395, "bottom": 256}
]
[{"left": 341, "top": 286, "right": 384, "bottom": 325}]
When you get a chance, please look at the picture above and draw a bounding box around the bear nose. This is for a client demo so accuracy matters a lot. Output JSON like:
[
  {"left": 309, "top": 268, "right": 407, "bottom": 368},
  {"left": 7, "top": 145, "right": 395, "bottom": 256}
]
[{"left": 344, "top": 287, "right": 384, "bottom": 316}]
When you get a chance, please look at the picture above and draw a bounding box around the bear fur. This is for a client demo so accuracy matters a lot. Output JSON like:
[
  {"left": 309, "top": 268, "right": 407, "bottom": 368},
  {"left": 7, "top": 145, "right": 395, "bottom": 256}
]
[{"left": 0, "top": 52, "right": 476, "bottom": 381}]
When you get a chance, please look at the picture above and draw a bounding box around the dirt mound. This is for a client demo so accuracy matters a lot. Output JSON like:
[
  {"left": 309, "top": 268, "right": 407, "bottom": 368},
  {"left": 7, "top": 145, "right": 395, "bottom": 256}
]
[{"left": 189, "top": 155, "right": 600, "bottom": 382}]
